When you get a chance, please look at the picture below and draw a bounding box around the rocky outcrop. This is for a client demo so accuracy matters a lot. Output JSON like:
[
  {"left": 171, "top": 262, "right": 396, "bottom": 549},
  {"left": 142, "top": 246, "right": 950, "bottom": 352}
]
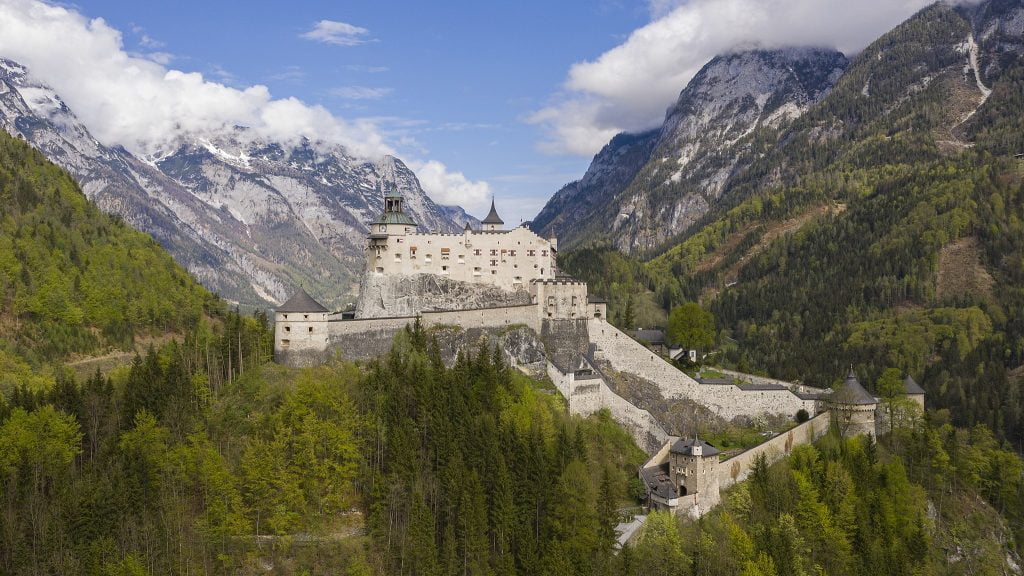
[{"left": 354, "top": 273, "right": 533, "bottom": 318}]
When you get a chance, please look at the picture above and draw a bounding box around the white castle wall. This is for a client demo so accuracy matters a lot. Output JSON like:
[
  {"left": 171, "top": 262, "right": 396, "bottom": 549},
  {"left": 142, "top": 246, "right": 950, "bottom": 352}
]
[
  {"left": 717, "top": 412, "right": 832, "bottom": 489},
  {"left": 368, "top": 226, "right": 558, "bottom": 292},
  {"left": 587, "top": 319, "right": 816, "bottom": 421},
  {"left": 275, "top": 311, "right": 329, "bottom": 354},
  {"left": 547, "top": 361, "right": 670, "bottom": 454}
]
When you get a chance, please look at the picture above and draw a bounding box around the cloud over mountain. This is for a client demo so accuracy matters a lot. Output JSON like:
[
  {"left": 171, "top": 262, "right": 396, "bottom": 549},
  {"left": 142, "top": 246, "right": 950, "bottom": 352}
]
[
  {"left": 0, "top": 0, "right": 490, "bottom": 210},
  {"left": 530, "top": 0, "right": 938, "bottom": 156}
]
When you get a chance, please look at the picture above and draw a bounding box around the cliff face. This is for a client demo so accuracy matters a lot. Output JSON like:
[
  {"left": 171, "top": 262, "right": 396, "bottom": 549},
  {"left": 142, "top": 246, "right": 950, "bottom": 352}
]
[
  {"left": 533, "top": 48, "right": 847, "bottom": 253},
  {"left": 354, "top": 273, "right": 533, "bottom": 318}
]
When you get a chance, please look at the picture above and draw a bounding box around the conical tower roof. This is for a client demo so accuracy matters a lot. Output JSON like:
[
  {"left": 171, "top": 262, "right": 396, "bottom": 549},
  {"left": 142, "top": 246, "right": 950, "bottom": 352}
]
[
  {"left": 903, "top": 375, "right": 925, "bottom": 395},
  {"left": 830, "top": 370, "right": 877, "bottom": 405},
  {"left": 481, "top": 198, "right": 504, "bottom": 225},
  {"left": 276, "top": 287, "right": 328, "bottom": 313}
]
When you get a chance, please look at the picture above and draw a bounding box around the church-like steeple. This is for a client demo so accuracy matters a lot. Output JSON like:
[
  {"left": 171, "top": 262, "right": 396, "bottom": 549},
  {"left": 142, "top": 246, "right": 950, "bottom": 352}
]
[
  {"left": 481, "top": 198, "right": 504, "bottom": 231},
  {"left": 371, "top": 180, "right": 417, "bottom": 229}
]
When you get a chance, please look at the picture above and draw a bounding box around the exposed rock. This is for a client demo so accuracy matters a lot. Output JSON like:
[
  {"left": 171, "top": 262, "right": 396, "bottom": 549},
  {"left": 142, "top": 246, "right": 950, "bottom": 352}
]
[{"left": 354, "top": 273, "right": 533, "bottom": 318}]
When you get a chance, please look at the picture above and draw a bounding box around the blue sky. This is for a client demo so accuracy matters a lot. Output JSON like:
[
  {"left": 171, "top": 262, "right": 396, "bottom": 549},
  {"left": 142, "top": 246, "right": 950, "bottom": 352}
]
[
  {"left": 0, "top": 0, "right": 935, "bottom": 225},
  {"left": 70, "top": 0, "right": 652, "bottom": 225}
]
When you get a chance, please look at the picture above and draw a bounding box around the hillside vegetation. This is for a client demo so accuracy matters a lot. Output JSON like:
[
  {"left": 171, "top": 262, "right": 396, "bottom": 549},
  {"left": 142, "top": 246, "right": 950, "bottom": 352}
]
[
  {"left": 562, "top": 3, "right": 1024, "bottom": 447},
  {"left": 0, "top": 129, "right": 215, "bottom": 367}
]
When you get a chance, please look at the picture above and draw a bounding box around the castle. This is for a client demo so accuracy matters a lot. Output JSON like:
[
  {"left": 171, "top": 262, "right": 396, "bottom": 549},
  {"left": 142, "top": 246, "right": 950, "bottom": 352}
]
[{"left": 273, "top": 189, "right": 925, "bottom": 522}]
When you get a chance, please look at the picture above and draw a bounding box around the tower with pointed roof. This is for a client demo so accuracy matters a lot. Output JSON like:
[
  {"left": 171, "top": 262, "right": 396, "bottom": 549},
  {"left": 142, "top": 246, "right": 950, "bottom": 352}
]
[
  {"left": 827, "top": 370, "right": 879, "bottom": 437},
  {"left": 481, "top": 198, "right": 504, "bottom": 231},
  {"left": 273, "top": 286, "right": 330, "bottom": 366}
]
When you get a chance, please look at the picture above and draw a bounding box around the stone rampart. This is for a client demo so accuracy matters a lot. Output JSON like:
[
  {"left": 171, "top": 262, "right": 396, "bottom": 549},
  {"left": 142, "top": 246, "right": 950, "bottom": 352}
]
[
  {"left": 717, "top": 368, "right": 826, "bottom": 397},
  {"left": 547, "top": 361, "right": 669, "bottom": 454},
  {"left": 718, "top": 412, "right": 832, "bottom": 489},
  {"left": 588, "top": 319, "right": 816, "bottom": 421},
  {"left": 355, "top": 272, "right": 534, "bottom": 318}
]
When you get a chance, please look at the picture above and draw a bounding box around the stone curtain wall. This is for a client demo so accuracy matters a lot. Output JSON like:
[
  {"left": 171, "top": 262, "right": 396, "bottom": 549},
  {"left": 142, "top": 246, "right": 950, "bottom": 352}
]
[
  {"left": 587, "top": 319, "right": 814, "bottom": 421},
  {"left": 323, "top": 304, "right": 542, "bottom": 362},
  {"left": 547, "top": 361, "right": 670, "bottom": 454},
  {"left": 718, "top": 368, "right": 827, "bottom": 397},
  {"left": 717, "top": 412, "right": 832, "bottom": 489}
]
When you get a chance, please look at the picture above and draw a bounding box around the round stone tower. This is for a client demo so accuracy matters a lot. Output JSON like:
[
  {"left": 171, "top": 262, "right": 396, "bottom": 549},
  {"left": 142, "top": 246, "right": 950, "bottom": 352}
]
[{"left": 827, "top": 370, "right": 878, "bottom": 437}]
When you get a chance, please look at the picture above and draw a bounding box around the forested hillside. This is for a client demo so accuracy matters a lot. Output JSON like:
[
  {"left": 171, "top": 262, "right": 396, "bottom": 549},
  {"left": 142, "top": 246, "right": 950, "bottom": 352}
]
[
  {"left": 0, "top": 128, "right": 215, "bottom": 367},
  {"left": 635, "top": 422, "right": 1024, "bottom": 575},
  {"left": 561, "top": 1, "right": 1024, "bottom": 447}
]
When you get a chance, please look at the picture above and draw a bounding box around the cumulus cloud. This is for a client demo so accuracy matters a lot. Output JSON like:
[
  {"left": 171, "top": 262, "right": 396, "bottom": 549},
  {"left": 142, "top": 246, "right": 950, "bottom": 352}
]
[
  {"left": 407, "top": 160, "right": 491, "bottom": 213},
  {"left": 530, "top": 0, "right": 937, "bottom": 156},
  {"left": 0, "top": 1, "right": 488, "bottom": 211},
  {"left": 329, "top": 85, "right": 393, "bottom": 100},
  {"left": 300, "top": 20, "right": 371, "bottom": 46}
]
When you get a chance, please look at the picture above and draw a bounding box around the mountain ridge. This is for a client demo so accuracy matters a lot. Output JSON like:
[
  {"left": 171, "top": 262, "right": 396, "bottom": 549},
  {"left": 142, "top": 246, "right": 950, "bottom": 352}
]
[{"left": 0, "top": 58, "right": 475, "bottom": 310}]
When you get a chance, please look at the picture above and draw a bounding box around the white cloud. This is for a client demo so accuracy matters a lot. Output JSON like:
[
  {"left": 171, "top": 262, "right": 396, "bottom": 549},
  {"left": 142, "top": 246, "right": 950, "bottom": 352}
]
[
  {"left": 408, "top": 160, "right": 491, "bottom": 213},
  {"left": 301, "top": 20, "right": 371, "bottom": 46},
  {"left": 0, "top": 1, "right": 490, "bottom": 212},
  {"left": 531, "top": 0, "right": 937, "bottom": 156},
  {"left": 0, "top": 0, "right": 394, "bottom": 158},
  {"left": 329, "top": 85, "right": 393, "bottom": 100}
]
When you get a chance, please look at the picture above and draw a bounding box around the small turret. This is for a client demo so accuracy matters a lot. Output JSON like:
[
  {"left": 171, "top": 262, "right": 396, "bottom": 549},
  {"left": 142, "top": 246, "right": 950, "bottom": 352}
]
[{"left": 481, "top": 198, "right": 504, "bottom": 231}]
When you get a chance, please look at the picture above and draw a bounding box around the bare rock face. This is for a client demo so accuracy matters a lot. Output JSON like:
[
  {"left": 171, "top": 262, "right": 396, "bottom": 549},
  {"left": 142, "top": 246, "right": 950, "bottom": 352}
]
[{"left": 354, "top": 272, "right": 533, "bottom": 318}]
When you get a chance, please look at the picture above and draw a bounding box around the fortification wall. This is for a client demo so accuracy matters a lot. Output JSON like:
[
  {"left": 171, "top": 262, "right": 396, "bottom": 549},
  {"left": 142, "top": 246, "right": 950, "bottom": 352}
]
[
  {"left": 717, "top": 368, "right": 826, "bottom": 396},
  {"left": 717, "top": 412, "right": 832, "bottom": 489},
  {"left": 547, "top": 362, "right": 670, "bottom": 455},
  {"left": 587, "top": 319, "right": 815, "bottom": 421},
  {"left": 323, "top": 304, "right": 542, "bottom": 362}
]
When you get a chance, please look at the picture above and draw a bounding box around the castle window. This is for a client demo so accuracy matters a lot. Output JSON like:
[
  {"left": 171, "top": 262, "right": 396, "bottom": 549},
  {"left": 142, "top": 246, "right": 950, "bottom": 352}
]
[
  {"left": 490, "top": 259, "right": 498, "bottom": 267},
  {"left": 285, "top": 326, "right": 291, "bottom": 332},
  {"left": 572, "top": 296, "right": 578, "bottom": 306},
  {"left": 395, "top": 253, "right": 402, "bottom": 262},
  {"left": 542, "top": 250, "right": 548, "bottom": 256},
  {"left": 280, "top": 339, "right": 290, "bottom": 349},
  {"left": 425, "top": 254, "right": 432, "bottom": 263},
  {"left": 376, "top": 267, "right": 384, "bottom": 273},
  {"left": 514, "top": 276, "right": 522, "bottom": 284},
  {"left": 527, "top": 250, "right": 535, "bottom": 257},
  {"left": 491, "top": 270, "right": 497, "bottom": 275},
  {"left": 308, "top": 327, "right": 313, "bottom": 333},
  {"left": 379, "top": 225, "right": 386, "bottom": 233},
  {"left": 458, "top": 255, "right": 465, "bottom": 264},
  {"left": 441, "top": 265, "right": 449, "bottom": 275},
  {"left": 509, "top": 250, "right": 516, "bottom": 257},
  {"left": 283, "top": 314, "right": 288, "bottom": 320},
  {"left": 304, "top": 314, "right": 309, "bottom": 319},
  {"left": 473, "top": 267, "right": 481, "bottom": 276},
  {"left": 490, "top": 249, "right": 498, "bottom": 256},
  {"left": 396, "top": 238, "right": 403, "bottom": 243},
  {"left": 474, "top": 249, "right": 482, "bottom": 256}
]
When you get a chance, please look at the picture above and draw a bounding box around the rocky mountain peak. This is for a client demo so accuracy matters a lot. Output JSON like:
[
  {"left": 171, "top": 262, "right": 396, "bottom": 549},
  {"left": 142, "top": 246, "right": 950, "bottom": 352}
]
[{"left": 533, "top": 45, "right": 847, "bottom": 253}]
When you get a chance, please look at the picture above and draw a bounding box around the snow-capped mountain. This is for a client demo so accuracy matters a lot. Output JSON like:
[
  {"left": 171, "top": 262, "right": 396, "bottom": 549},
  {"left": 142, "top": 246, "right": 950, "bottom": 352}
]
[
  {"left": 0, "top": 58, "right": 474, "bottom": 309},
  {"left": 532, "top": 48, "right": 848, "bottom": 253}
]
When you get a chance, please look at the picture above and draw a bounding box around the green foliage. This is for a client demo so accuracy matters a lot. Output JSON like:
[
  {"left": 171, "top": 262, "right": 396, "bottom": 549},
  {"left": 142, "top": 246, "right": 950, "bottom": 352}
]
[
  {"left": 666, "top": 302, "right": 715, "bottom": 350},
  {"left": 632, "top": 425, "right": 1024, "bottom": 575},
  {"left": 0, "top": 129, "right": 215, "bottom": 365},
  {"left": 357, "top": 324, "right": 647, "bottom": 576}
]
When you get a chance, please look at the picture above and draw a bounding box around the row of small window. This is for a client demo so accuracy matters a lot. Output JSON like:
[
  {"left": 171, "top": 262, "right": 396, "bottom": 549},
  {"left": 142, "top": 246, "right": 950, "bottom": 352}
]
[{"left": 282, "top": 326, "right": 315, "bottom": 333}]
